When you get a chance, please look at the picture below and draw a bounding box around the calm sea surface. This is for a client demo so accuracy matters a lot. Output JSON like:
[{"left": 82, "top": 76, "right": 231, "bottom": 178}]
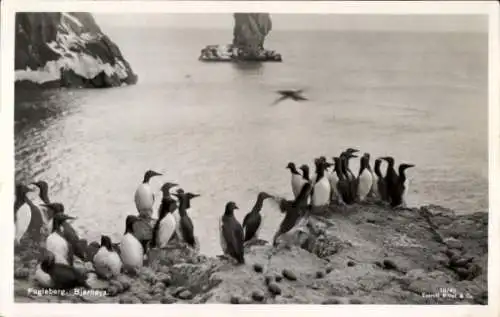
[{"left": 15, "top": 28, "right": 488, "bottom": 256}]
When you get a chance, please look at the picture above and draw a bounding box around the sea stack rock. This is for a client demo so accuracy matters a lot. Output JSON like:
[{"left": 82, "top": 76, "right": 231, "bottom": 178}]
[
  {"left": 199, "top": 13, "right": 282, "bottom": 62},
  {"left": 15, "top": 13, "right": 138, "bottom": 89}
]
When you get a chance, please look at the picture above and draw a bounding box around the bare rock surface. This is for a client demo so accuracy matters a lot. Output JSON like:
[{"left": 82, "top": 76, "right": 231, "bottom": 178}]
[{"left": 14, "top": 203, "right": 487, "bottom": 304}]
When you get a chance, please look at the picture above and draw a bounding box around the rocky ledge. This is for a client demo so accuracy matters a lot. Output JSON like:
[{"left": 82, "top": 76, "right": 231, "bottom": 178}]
[
  {"left": 14, "top": 203, "right": 487, "bottom": 304},
  {"left": 199, "top": 44, "right": 282, "bottom": 62},
  {"left": 15, "top": 13, "right": 138, "bottom": 89}
]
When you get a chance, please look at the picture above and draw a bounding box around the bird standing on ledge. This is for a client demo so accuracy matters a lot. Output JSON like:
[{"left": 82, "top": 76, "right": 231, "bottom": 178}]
[{"left": 134, "top": 170, "right": 162, "bottom": 218}]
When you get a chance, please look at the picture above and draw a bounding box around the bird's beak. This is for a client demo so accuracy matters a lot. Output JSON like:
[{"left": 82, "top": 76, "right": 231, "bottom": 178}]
[
  {"left": 153, "top": 171, "right": 163, "bottom": 177},
  {"left": 192, "top": 194, "right": 201, "bottom": 198},
  {"left": 63, "top": 215, "right": 77, "bottom": 221},
  {"left": 407, "top": 164, "right": 416, "bottom": 168}
]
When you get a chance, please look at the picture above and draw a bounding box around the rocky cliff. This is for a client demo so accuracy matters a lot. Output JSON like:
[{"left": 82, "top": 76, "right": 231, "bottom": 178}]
[
  {"left": 15, "top": 13, "right": 137, "bottom": 89},
  {"left": 14, "top": 203, "right": 488, "bottom": 305}
]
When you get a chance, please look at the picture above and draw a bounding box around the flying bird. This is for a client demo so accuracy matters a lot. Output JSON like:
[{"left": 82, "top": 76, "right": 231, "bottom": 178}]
[{"left": 271, "top": 89, "right": 308, "bottom": 106}]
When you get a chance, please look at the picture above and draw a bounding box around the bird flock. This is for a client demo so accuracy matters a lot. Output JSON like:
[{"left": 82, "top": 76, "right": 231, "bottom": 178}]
[
  {"left": 287, "top": 148, "right": 415, "bottom": 209},
  {"left": 14, "top": 147, "right": 414, "bottom": 291}
]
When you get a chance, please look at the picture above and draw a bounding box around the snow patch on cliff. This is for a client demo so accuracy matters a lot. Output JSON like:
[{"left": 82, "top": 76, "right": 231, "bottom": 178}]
[{"left": 15, "top": 13, "right": 131, "bottom": 85}]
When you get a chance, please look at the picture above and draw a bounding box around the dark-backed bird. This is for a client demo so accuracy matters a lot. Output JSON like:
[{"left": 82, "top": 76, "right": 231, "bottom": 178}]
[
  {"left": 287, "top": 162, "right": 305, "bottom": 198},
  {"left": 41, "top": 202, "right": 88, "bottom": 262},
  {"left": 242, "top": 192, "right": 273, "bottom": 242},
  {"left": 357, "top": 153, "right": 374, "bottom": 202},
  {"left": 340, "top": 151, "right": 358, "bottom": 181},
  {"left": 45, "top": 210, "right": 78, "bottom": 265},
  {"left": 332, "top": 157, "right": 348, "bottom": 205},
  {"left": 134, "top": 170, "right": 162, "bottom": 218},
  {"left": 271, "top": 89, "right": 308, "bottom": 105},
  {"left": 273, "top": 182, "right": 312, "bottom": 246},
  {"left": 39, "top": 251, "right": 90, "bottom": 290},
  {"left": 172, "top": 191, "right": 199, "bottom": 248},
  {"left": 93, "top": 235, "right": 122, "bottom": 280},
  {"left": 14, "top": 184, "right": 34, "bottom": 244},
  {"left": 219, "top": 201, "right": 245, "bottom": 264},
  {"left": 152, "top": 182, "right": 178, "bottom": 248},
  {"left": 374, "top": 158, "right": 386, "bottom": 201},
  {"left": 299, "top": 164, "right": 311, "bottom": 183},
  {"left": 30, "top": 181, "right": 54, "bottom": 233},
  {"left": 380, "top": 156, "right": 398, "bottom": 205},
  {"left": 340, "top": 153, "right": 358, "bottom": 203},
  {"left": 311, "top": 159, "right": 331, "bottom": 207},
  {"left": 120, "top": 215, "right": 144, "bottom": 270},
  {"left": 392, "top": 163, "right": 415, "bottom": 208}
]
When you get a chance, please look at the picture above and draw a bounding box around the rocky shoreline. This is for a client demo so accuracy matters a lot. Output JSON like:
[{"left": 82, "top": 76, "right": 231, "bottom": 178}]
[
  {"left": 14, "top": 203, "right": 488, "bottom": 304},
  {"left": 15, "top": 13, "right": 137, "bottom": 89}
]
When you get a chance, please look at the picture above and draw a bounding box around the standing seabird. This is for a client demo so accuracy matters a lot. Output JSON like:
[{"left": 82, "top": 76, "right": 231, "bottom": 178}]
[
  {"left": 311, "top": 159, "right": 331, "bottom": 207},
  {"left": 380, "top": 156, "right": 398, "bottom": 205},
  {"left": 41, "top": 202, "right": 88, "bottom": 262},
  {"left": 120, "top": 215, "right": 144, "bottom": 270},
  {"left": 333, "top": 157, "right": 351, "bottom": 205},
  {"left": 299, "top": 164, "right": 311, "bottom": 183},
  {"left": 152, "top": 183, "right": 178, "bottom": 248},
  {"left": 392, "top": 163, "right": 415, "bottom": 208},
  {"left": 340, "top": 151, "right": 358, "bottom": 181},
  {"left": 14, "top": 184, "right": 34, "bottom": 244},
  {"left": 374, "top": 159, "right": 386, "bottom": 201},
  {"left": 357, "top": 153, "right": 374, "bottom": 202},
  {"left": 329, "top": 157, "right": 341, "bottom": 203},
  {"left": 172, "top": 191, "right": 199, "bottom": 248},
  {"left": 134, "top": 170, "right": 162, "bottom": 218},
  {"left": 273, "top": 182, "right": 312, "bottom": 246},
  {"left": 93, "top": 235, "right": 122, "bottom": 280},
  {"left": 30, "top": 181, "right": 54, "bottom": 233},
  {"left": 287, "top": 162, "right": 305, "bottom": 198},
  {"left": 219, "top": 201, "right": 245, "bottom": 264},
  {"left": 242, "top": 192, "right": 273, "bottom": 242},
  {"left": 45, "top": 211, "right": 78, "bottom": 265}
]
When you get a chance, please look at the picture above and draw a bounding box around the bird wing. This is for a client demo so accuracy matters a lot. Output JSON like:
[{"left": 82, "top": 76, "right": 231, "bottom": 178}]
[
  {"left": 293, "top": 94, "right": 308, "bottom": 101},
  {"left": 271, "top": 95, "right": 288, "bottom": 106},
  {"left": 61, "top": 223, "right": 88, "bottom": 261},
  {"left": 132, "top": 218, "right": 154, "bottom": 241},
  {"left": 277, "top": 90, "right": 290, "bottom": 95},
  {"left": 279, "top": 209, "right": 302, "bottom": 235}
]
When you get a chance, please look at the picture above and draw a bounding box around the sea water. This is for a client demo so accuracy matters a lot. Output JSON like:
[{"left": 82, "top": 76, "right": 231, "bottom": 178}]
[{"left": 14, "top": 28, "right": 488, "bottom": 256}]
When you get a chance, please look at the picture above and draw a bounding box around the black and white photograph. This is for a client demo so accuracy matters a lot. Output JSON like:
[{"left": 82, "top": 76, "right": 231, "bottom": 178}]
[{"left": 3, "top": 0, "right": 498, "bottom": 311}]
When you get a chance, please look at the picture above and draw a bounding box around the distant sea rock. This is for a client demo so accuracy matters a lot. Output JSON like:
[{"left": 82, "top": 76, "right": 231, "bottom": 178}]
[{"left": 15, "top": 13, "right": 138, "bottom": 89}]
